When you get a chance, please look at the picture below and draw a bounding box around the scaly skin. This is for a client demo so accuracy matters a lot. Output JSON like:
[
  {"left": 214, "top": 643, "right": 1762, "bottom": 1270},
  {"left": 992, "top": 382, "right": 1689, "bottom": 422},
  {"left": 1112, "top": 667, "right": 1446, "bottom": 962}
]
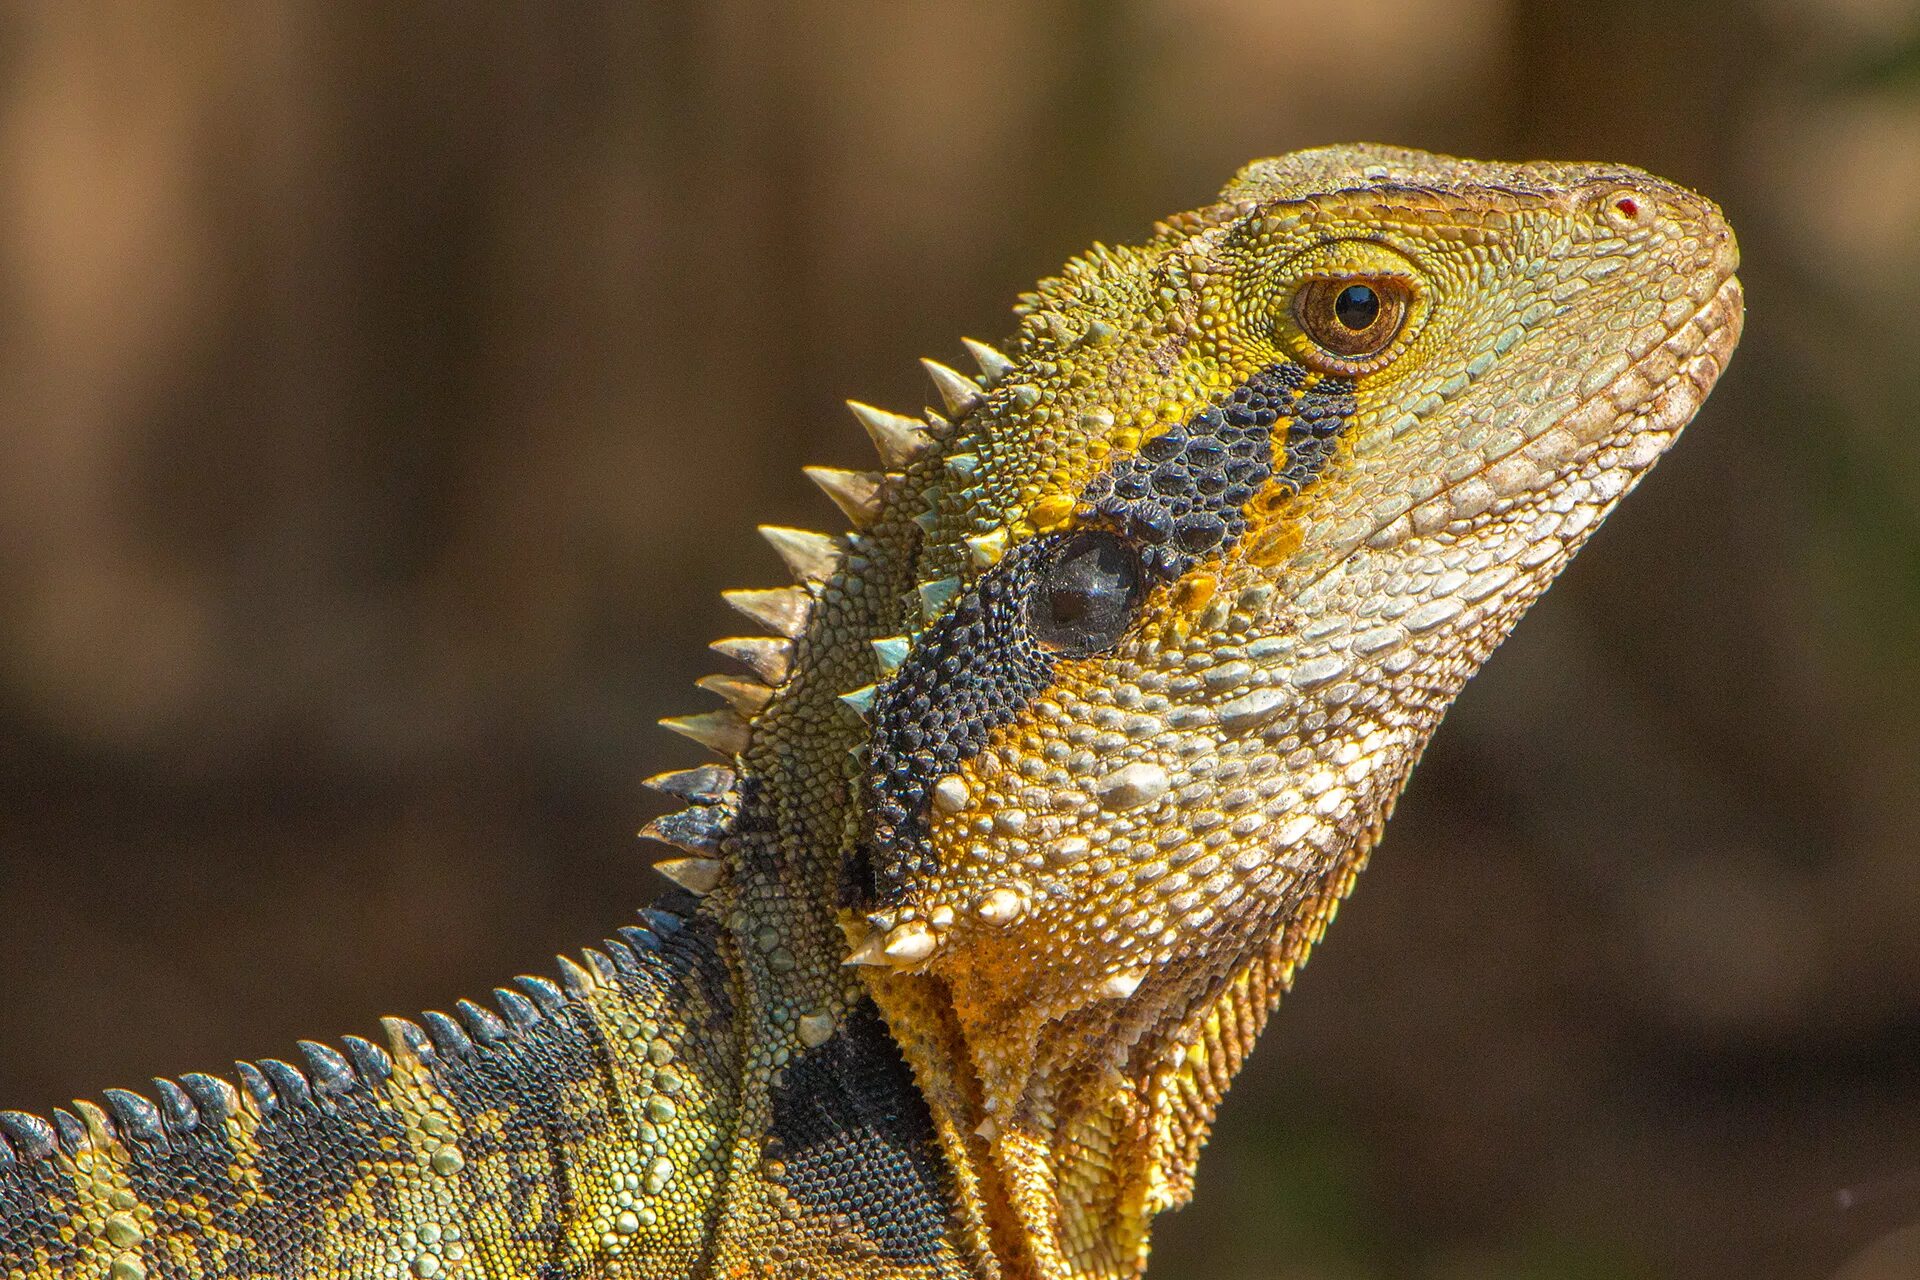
[{"left": 0, "top": 145, "right": 1741, "bottom": 1280}]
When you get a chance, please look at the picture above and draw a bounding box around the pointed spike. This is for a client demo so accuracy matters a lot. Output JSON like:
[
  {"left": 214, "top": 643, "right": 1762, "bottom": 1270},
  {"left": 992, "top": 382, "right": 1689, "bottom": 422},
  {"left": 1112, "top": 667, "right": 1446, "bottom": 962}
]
[
  {"left": 847, "top": 400, "right": 933, "bottom": 469},
  {"left": 420, "top": 1010, "right": 473, "bottom": 1058},
  {"left": 456, "top": 999, "right": 508, "bottom": 1045},
  {"left": 381, "top": 1016, "right": 433, "bottom": 1065},
  {"left": 512, "top": 976, "right": 562, "bottom": 1016},
  {"left": 295, "top": 1041, "right": 354, "bottom": 1096},
  {"left": 0, "top": 1111, "right": 57, "bottom": 1161},
  {"left": 102, "top": 1089, "right": 165, "bottom": 1145},
  {"left": 179, "top": 1073, "right": 239, "bottom": 1123},
  {"left": 943, "top": 451, "right": 980, "bottom": 480},
  {"left": 582, "top": 948, "right": 619, "bottom": 983},
  {"left": 837, "top": 683, "right": 878, "bottom": 722},
  {"left": 1099, "top": 969, "right": 1146, "bottom": 1000},
  {"left": 556, "top": 954, "right": 597, "bottom": 996},
  {"left": 640, "top": 806, "right": 726, "bottom": 855},
  {"left": 912, "top": 509, "right": 939, "bottom": 535},
  {"left": 258, "top": 1059, "right": 312, "bottom": 1109},
  {"left": 603, "top": 939, "right": 640, "bottom": 972},
  {"left": 802, "top": 467, "right": 886, "bottom": 530},
  {"left": 50, "top": 1109, "right": 89, "bottom": 1155},
  {"left": 1044, "top": 311, "right": 1077, "bottom": 345},
  {"left": 640, "top": 904, "right": 686, "bottom": 937},
  {"left": 759, "top": 525, "right": 844, "bottom": 583},
  {"left": 710, "top": 636, "right": 792, "bottom": 684},
  {"left": 965, "top": 528, "right": 1008, "bottom": 568},
  {"left": 1086, "top": 318, "right": 1117, "bottom": 344},
  {"left": 723, "top": 586, "right": 810, "bottom": 638},
  {"left": 79, "top": 1099, "right": 121, "bottom": 1150},
  {"left": 233, "top": 1062, "right": 276, "bottom": 1116},
  {"left": 883, "top": 922, "right": 939, "bottom": 966},
  {"left": 153, "top": 1078, "right": 199, "bottom": 1134},
  {"left": 961, "top": 337, "right": 1015, "bottom": 384},
  {"left": 843, "top": 931, "right": 889, "bottom": 967},
  {"left": 654, "top": 856, "right": 725, "bottom": 895},
  {"left": 918, "top": 577, "right": 962, "bottom": 619},
  {"left": 341, "top": 1035, "right": 393, "bottom": 1085},
  {"left": 921, "top": 358, "right": 986, "bottom": 418},
  {"left": 870, "top": 635, "right": 910, "bottom": 674},
  {"left": 1009, "top": 383, "right": 1043, "bottom": 410},
  {"left": 643, "top": 764, "right": 736, "bottom": 803},
  {"left": 696, "top": 673, "right": 774, "bottom": 716},
  {"left": 494, "top": 987, "right": 541, "bottom": 1031},
  {"left": 661, "top": 709, "right": 751, "bottom": 756}
]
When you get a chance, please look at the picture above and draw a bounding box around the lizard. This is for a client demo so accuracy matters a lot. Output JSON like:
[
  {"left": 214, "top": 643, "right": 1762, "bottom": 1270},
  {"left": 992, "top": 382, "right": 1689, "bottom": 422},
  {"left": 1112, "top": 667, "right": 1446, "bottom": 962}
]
[{"left": 0, "top": 144, "right": 1742, "bottom": 1280}]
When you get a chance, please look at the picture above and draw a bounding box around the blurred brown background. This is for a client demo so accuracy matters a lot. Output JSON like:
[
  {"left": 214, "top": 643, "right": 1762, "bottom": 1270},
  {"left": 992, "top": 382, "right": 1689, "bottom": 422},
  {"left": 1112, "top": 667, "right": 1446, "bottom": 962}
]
[{"left": 1, "top": 2, "right": 1917, "bottom": 1277}]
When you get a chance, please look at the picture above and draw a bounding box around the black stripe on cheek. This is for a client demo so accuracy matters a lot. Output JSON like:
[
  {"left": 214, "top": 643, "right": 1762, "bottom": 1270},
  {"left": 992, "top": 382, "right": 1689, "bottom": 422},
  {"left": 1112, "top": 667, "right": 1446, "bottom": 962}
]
[
  {"left": 841, "top": 361, "right": 1357, "bottom": 911},
  {"left": 1079, "top": 361, "right": 1353, "bottom": 578},
  {"left": 844, "top": 539, "right": 1058, "bottom": 908}
]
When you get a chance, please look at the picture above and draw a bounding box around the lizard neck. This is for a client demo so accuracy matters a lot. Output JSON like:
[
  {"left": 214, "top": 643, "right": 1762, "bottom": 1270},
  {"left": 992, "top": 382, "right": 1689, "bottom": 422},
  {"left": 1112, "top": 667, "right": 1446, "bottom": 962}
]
[{"left": 674, "top": 409, "right": 1009, "bottom": 1277}]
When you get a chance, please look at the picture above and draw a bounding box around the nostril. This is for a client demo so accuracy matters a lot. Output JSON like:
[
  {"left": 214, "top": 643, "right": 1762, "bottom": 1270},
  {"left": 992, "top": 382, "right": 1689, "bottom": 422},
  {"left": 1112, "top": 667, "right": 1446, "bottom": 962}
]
[{"left": 1599, "top": 187, "right": 1657, "bottom": 233}]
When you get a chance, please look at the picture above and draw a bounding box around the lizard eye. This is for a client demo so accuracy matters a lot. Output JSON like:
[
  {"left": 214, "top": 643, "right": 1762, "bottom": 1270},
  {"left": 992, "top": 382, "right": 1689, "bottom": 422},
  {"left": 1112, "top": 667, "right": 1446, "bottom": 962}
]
[
  {"left": 1028, "top": 530, "right": 1142, "bottom": 656},
  {"left": 1293, "top": 275, "right": 1413, "bottom": 368}
]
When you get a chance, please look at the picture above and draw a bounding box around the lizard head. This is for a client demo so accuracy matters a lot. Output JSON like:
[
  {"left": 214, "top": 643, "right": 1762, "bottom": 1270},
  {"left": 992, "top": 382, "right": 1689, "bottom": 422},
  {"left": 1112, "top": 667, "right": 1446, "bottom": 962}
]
[
  {"left": 662, "top": 144, "right": 1741, "bottom": 1279},
  {"left": 822, "top": 144, "right": 1742, "bottom": 1278}
]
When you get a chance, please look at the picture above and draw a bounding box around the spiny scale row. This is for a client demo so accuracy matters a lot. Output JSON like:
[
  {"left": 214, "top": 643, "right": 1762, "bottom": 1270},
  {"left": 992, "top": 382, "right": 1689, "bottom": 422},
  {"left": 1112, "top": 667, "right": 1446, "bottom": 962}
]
[
  {"left": 640, "top": 764, "right": 737, "bottom": 897},
  {"left": 648, "top": 343, "right": 1006, "bottom": 771},
  {"left": 649, "top": 343, "right": 1018, "bottom": 887},
  {"left": 0, "top": 908, "right": 691, "bottom": 1169},
  {"left": 0, "top": 348, "right": 1020, "bottom": 1166}
]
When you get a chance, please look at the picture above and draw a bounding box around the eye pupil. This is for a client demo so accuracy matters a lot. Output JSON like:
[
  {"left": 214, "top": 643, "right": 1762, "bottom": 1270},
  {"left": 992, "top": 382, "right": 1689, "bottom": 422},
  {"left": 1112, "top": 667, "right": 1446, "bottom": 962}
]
[
  {"left": 1029, "top": 531, "right": 1142, "bottom": 656},
  {"left": 1334, "top": 284, "right": 1379, "bottom": 330},
  {"left": 1294, "top": 276, "right": 1410, "bottom": 366}
]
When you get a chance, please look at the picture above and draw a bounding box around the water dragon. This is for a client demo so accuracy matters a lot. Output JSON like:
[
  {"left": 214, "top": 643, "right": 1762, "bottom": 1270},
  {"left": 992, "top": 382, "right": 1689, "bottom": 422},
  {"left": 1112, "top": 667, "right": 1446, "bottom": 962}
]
[{"left": 0, "top": 145, "right": 1743, "bottom": 1279}]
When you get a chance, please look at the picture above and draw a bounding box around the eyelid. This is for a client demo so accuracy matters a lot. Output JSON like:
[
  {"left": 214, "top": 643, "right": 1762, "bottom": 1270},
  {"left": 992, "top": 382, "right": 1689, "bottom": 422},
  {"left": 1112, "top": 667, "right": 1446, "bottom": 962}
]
[
  {"left": 1298, "top": 267, "right": 1418, "bottom": 286},
  {"left": 1293, "top": 270, "right": 1421, "bottom": 303}
]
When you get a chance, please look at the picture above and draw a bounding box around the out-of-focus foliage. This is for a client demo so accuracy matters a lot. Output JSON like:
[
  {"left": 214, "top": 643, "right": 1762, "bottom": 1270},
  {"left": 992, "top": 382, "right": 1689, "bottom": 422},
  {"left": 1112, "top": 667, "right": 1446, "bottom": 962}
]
[{"left": 0, "top": 3, "right": 1917, "bottom": 1278}]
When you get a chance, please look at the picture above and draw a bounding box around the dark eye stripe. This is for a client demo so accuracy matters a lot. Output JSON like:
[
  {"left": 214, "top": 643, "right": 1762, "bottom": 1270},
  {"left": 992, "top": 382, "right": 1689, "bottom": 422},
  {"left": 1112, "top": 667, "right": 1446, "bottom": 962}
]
[
  {"left": 1079, "top": 361, "right": 1353, "bottom": 580},
  {"left": 842, "top": 361, "right": 1358, "bottom": 911},
  {"left": 847, "top": 537, "right": 1060, "bottom": 908}
]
